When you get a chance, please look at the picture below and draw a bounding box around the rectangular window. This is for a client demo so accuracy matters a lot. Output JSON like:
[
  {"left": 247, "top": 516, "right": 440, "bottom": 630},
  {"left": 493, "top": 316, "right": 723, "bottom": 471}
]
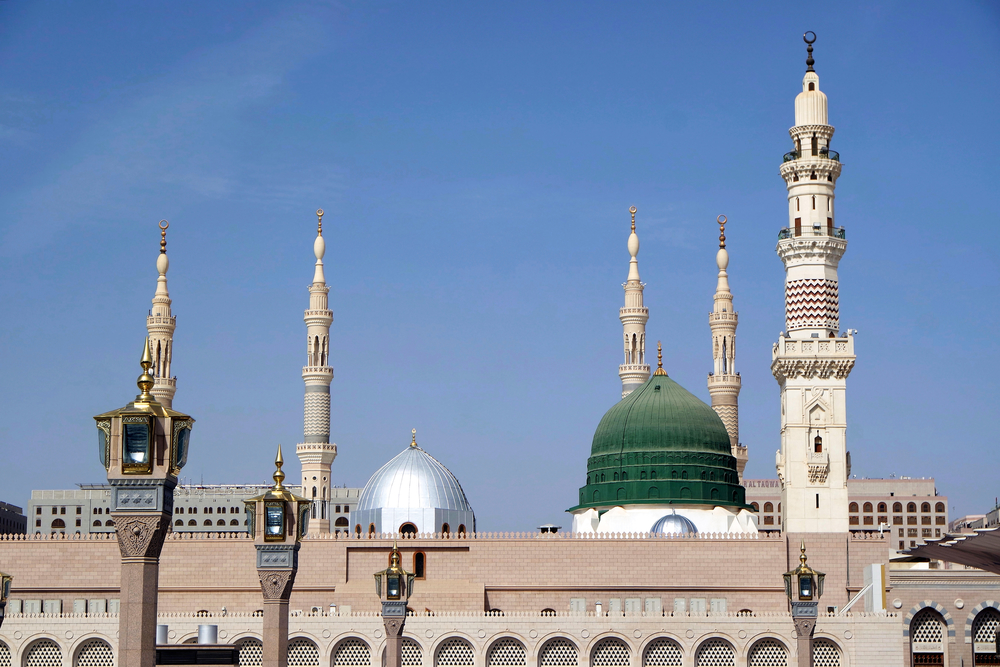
[
  {"left": 61, "top": 507, "right": 66, "bottom": 514},
  {"left": 849, "top": 516, "right": 859, "bottom": 525},
  {"left": 908, "top": 528, "right": 918, "bottom": 537},
  {"left": 921, "top": 516, "right": 931, "bottom": 525},
  {"left": 794, "top": 218, "right": 802, "bottom": 237},
  {"left": 75, "top": 519, "right": 81, "bottom": 527},
  {"left": 76, "top": 507, "right": 81, "bottom": 514},
  {"left": 36, "top": 507, "right": 41, "bottom": 515},
  {"left": 922, "top": 529, "right": 932, "bottom": 537},
  {"left": 898, "top": 529, "right": 904, "bottom": 537},
  {"left": 827, "top": 217, "right": 833, "bottom": 235},
  {"left": 893, "top": 516, "right": 903, "bottom": 525},
  {"left": 910, "top": 540, "right": 916, "bottom": 547},
  {"left": 51, "top": 507, "right": 57, "bottom": 515},
  {"left": 899, "top": 541, "right": 905, "bottom": 550},
  {"left": 907, "top": 516, "right": 917, "bottom": 525},
  {"left": 35, "top": 519, "right": 40, "bottom": 527},
  {"left": 935, "top": 516, "right": 946, "bottom": 525},
  {"left": 935, "top": 529, "right": 941, "bottom": 537},
  {"left": 863, "top": 516, "right": 874, "bottom": 525},
  {"left": 764, "top": 516, "right": 774, "bottom": 525},
  {"left": 878, "top": 515, "right": 887, "bottom": 524},
  {"left": 816, "top": 494, "right": 820, "bottom": 509},
  {"left": 336, "top": 505, "right": 341, "bottom": 513}
]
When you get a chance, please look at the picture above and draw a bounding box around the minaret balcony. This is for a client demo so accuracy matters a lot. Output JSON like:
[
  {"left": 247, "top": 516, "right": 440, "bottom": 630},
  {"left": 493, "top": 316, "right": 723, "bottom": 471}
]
[
  {"left": 778, "top": 226, "right": 845, "bottom": 240},
  {"left": 707, "top": 374, "right": 741, "bottom": 391},
  {"left": 783, "top": 148, "right": 839, "bottom": 162}
]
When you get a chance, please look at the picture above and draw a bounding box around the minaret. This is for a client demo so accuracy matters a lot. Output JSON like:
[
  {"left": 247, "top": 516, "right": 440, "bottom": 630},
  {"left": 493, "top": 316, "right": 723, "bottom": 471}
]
[
  {"left": 773, "top": 34, "right": 855, "bottom": 533},
  {"left": 618, "top": 206, "right": 650, "bottom": 397},
  {"left": 707, "top": 216, "right": 746, "bottom": 480},
  {"left": 147, "top": 220, "right": 177, "bottom": 408},
  {"left": 296, "top": 209, "right": 337, "bottom": 535}
]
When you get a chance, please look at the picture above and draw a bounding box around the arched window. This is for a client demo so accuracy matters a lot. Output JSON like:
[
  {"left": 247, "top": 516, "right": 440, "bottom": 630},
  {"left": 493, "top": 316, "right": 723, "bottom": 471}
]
[
  {"left": 105, "top": 520, "right": 114, "bottom": 527},
  {"left": 51, "top": 518, "right": 65, "bottom": 529},
  {"left": 24, "top": 639, "right": 63, "bottom": 667},
  {"left": 435, "top": 637, "right": 474, "bottom": 667},
  {"left": 414, "top": 552, "right": 426, "bottom": 579},
  {"left": 763, "top": 502, "right": 774, "bottom": 513},
  {"left": 206, "top": 507, "right": 213, "bottom": 514},
  {"left": 235, "top": 638, "right": 263, "bottom": 667},
  {"left": 399, "top": 522, "right": 418, "bottom": 537},
  {"left": 590, "top": 638, "right": 629, "bottom": 667},
  {"left": 863, "top": 502, "right": 873, "bottom": 513},
  {"left": 878, "top": 502, "right": 887, "bottom": 513},
  {"left": 94, "top": 520, "right": 103, "bottom": 527},
  {"left": 694, "top": 638, "right": 734, "bottom": 667},
  {"left": 174, "top": 520, "right": 183, "bottom": 527},
  {"left": 811, "top": 638, "right": 841, "bottom": 667},
  {"left": 188, "top": 519, "right": 197, "bottom": 526},
  {"left": 973, "top": 608, "right": 1000, "bottom": 657},
  {"left": 907, "top": 502, "right": 917, "bottom": 513},
  {"left": 215, "top": 519, "right": 225, "bottom": 526},
  {"left": 814, "top": 435, "right": 822, "bottom": 453},
  {"left": 458, "top": 524, "right": 467, "bottom": 535},
  {"left": 331, "top": 638, "right": 371, "bottom": 667},
  {"left": 935, "top": 502, "right": 945, "bottom": 513},
  {"left": 538, "top": 638, "right": 578, "bottom": 667},
  {"left": 681, "top": 471, "right": 688, "bottom": 480},
  {"left": 287, "top": 637, "right": 320, "bottom": 667},
  {"left": 747, "top": 638, "right": 787, "bottom": 667},
  {"left": 441, "top": 523, "right": 450, "bottom": 535},
  {"left": 355, "top": 524, "right": 362, "bottom": 536},
  {"left": 751, "top": 502, "right": 760, "bottom": 512},
  {"left": 176, "top": 507, "right": 184, "bottom": 514},
  {"left": 910, "top": 608, "right": 944, "bottom": 663},
  {"left": 921, "top": 502, "right": 931, "bottom": 513},
  {"left": 487, "top": 638, "right": 525, "bottom": 667},
  {"left": 849, "top": 502, "right": 858, "bottom": 513},
  {"left": 335, "top": 517, "right": 349, "bottom": 527},
  {"left": 75, "top": 638, "right": 114, "bottom": 667},
  {"left": 642, "top": 637, "right": 682, "bottom": 667},
  {"left": 893, "top": 502, "right": 903, "bottom": 512},
  {"left": 204, "top": 519, "right": 212, "bottom": 526},
  {"left": 230, "top": 519, "right": 239, "bottom": 526},
  {"left": 368, "top": 523, "right": 376, "bottom": 536}
]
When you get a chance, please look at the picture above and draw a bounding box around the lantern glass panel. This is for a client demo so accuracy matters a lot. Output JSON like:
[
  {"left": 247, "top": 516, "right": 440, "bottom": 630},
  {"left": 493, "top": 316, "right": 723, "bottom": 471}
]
[
  {"left": 122, "top": 421, "right": 152, "bottom": 473},
  {"left": 799, "top": 575, "right": 813, "bottom": 599},
  {"left": 265, "top": 505, "right": 284, "bottom": 540},
  {"left": 2, "top": 577, "right": 9, "bottom": 600},
  {"left": 96, "top": 425, "right": 110, "bottom": 468},
  {"left": 387, "top": 574, "right": 401, "bottom": 600},
  {"left": 175, "top": 426, "right": 191, "bottom": 470}
]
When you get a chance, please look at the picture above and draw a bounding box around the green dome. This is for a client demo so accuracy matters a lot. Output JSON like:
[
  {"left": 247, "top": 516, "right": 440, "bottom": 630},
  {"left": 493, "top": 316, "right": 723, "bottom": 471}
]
[{"left": 570, "top": 371, "right": 747, "bottom": 511}]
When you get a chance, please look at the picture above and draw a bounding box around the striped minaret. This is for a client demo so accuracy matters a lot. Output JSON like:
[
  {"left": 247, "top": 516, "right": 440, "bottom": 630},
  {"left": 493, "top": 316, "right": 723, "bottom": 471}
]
[
  {"left": 707, "top": 215, "right": 746, "bottom": 480},
  {"left": 148, "top": 220, "right": 177, "bottom": 408},
  {"left": 296, "top": 209, "right": 336, "bottom": 535}
]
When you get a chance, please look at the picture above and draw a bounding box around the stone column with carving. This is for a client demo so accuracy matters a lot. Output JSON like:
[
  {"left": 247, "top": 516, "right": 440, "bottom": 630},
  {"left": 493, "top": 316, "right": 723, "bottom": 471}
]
[
  {"left": 792, "top": 607, "right": 816, "bottom": 667},
  {"left": 246, "top": 448, "right": 309, "bottom": 667},
  {"left": 95, "top": 338, "right": 195, "bottom": 667},
  {"left": 382, "top": 601, "right": 406, "bottom": 667},
  {"left": 374, "top": 544, "right": 414, "bottom": 667}
]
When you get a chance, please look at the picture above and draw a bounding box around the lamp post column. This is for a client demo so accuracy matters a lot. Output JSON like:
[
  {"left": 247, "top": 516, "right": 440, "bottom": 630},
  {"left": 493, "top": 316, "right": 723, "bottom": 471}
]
[
  {"left": 0, "top": 572, "right": 11, "bottom": 630},
  {"left": 791, "top": 604, "right": 817, "bottom": 667},
  {"left": 374, "top": 544, "right": 414, "bottom": 667},
  {"left": 94, "top": 339, "right": 194, "bottom": 667},
  {"left": 246, "top": 448, "right": 309, "bottom": 667},
  {"left": 784, "top": 541, "right": 824, "bottom": 667}
]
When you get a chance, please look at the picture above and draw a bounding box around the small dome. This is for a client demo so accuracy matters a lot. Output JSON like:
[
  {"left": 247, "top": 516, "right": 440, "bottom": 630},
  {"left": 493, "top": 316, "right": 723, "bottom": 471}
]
[
  {"left": 651, "top": 512, "right": 698, "bottom": 535},
  {"left": 357, "top": 444, "right": 472, "bottom": 513}
]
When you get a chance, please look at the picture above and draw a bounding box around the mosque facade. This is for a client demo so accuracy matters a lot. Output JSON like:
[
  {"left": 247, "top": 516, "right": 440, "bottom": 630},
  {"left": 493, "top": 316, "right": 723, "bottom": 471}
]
[{"left": 2, "top": 38, "right": 1000, "bottom": 667}]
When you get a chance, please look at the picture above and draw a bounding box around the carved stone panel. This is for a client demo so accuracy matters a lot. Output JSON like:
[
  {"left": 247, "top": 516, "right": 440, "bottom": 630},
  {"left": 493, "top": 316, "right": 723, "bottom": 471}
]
[
  {"left": 258, "top": 569, "right": 296, "bottom": 601},
  {"left": 112, "top": 514, "right": 169, "bottom": 559}
]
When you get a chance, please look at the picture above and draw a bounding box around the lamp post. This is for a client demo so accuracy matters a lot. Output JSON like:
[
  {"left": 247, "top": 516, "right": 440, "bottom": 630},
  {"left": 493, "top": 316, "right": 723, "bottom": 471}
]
[
  {"left": 784, "top": 541, "right": 825, "bottom": 667},
  {"left": 0, "top": 571, "right": 12, "bottom": 629},
  {"left": 374, "top": 544, "right": 415, "bottom": 667},
  {"left": 94, "top": 339, "right": 194, "bottom": 667},
  {"left": 245, "top": 448, "right": 310, "bottom": 667}
]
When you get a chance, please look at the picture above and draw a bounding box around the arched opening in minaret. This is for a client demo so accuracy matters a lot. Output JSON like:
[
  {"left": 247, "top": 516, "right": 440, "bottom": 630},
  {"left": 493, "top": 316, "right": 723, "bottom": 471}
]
[
  {"left": 811, "top": 134, "right": 818, "bottom": 155},
  {"left": 630, "top": 334, "right": 637, "bottom": 365},
  {"left": 314, "top": 336, "right": 320, "bottom": 366},
  {"left": 808, "top": 82, "right": 815, "bottom": 91},
  {"left": 321, "top": 487, "right": 326, "bottom": 519},
  {"left": 639, "top": 334, "right": 645, "bottom": 364},
  {"left": 311, "top": 487, "right": 317, "bottom": 518},
  {"left": 814, "top": 435, "right": 822, "bottom": 453},
  {"left": 722, "top": 338, "right": 728, "bottom": 374}
]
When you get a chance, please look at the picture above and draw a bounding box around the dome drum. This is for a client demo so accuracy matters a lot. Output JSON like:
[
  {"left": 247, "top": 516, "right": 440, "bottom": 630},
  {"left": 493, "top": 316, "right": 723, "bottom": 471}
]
[
  {"left": 351, "top": 507, "right": 473, "bottom": 536},
  {"left": 572, "top": 477, "right": 747, "bottom": 511}
]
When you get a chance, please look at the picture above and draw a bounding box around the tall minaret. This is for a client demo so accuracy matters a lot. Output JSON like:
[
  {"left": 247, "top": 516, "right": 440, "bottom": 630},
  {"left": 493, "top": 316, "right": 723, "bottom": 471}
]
[
  {"left": 707, "top": 216, "right": 746, "bottom": 480},
  {"left": 773, "top": 34, "right": 856, "bottom": 533},
  {"left": 148, "top": 220, "right": 177, "bottom": 408},
  {"left": 618, "top": 206, "right": 650, "bottom": 397},
  {"left": 296, "top": 209, "right": 337, "bottom": 535}
]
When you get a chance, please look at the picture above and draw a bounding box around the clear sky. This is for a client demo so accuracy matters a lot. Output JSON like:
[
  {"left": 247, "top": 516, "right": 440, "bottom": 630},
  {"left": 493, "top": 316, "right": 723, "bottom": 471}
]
[{"left": 1, "top": 2, "right": 997, "bottom": 531}]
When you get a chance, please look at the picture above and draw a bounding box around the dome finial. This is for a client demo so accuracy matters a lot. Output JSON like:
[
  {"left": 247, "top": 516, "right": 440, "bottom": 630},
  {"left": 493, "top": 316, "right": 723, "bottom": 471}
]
[
  {"left": 273, "top": 445, "right": 286, "bottom": 490},
  {"left": 800, "top": 538, "right": 808, "bottom": 566},
  {"left": 316, "top": 209, "right": 324, "bottom": 237},
  {"left": 411, "top": 428, "right": 417, "bottom": 448},
  {"left": 804, "top": 31, "right": 816, "bottom": 72},
  {"left": 717, "top": 215, "right": 727, "bottom": 249},
  {"left": 654, "top": 340, "right": 667, "bottom": 376},
  {"left": 629, "top": 205, "right": 637, "bottom": 233}
]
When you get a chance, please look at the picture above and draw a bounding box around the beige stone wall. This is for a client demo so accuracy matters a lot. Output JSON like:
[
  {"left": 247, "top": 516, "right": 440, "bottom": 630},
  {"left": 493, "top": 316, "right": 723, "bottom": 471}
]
[{"left": 0, "top": 609, "right": 904, "bottom": 667}]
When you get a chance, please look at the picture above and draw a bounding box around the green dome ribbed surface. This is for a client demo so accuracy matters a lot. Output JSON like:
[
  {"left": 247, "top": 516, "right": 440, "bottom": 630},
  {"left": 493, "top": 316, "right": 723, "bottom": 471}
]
[
  {"left": 570, "top": 372, "right": 747, "bottom": 511},
  {"left": 591, "top": 373, "right": 733, "bottom": 456}
]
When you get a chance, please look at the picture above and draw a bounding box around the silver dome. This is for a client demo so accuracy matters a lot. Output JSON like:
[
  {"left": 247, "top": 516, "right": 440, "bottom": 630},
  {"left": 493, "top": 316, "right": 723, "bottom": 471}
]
[
  {"left": 357, "top": 444, "right": 472, "bottom": 512},
  {"left": 350, "top": 440, "right": 475, "bottom": 535},
  {"left": 650, "top": 512, "right": 698, "bottom": 535}
]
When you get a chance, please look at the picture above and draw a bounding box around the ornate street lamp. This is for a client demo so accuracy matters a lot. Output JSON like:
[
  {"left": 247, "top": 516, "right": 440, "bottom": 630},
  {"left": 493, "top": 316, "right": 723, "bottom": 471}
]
[
  {"left": 784, "top": 541, "right": 825, "bottom": 667},
  {"left": 374, "top": 543, "right": 415, "bottom": 667},
  {"left": 94, "top": 338, "right": 194, "bottom": 667},
  {"left": 245, "top": 447, "right": 310, "bottom": 667},
  {"left": 0, "top": 571, "right": 12, "bottom": 629}
]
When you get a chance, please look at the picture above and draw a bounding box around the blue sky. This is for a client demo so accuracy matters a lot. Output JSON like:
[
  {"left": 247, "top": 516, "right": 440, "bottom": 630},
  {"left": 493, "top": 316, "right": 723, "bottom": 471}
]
[{"left": 0, "top": 2, "right": 997, "bottom": 530}]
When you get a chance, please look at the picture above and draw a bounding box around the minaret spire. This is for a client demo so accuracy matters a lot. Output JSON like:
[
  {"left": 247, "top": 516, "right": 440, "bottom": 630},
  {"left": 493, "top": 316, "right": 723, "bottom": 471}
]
[
  {"left": 774, "top": 34, "right": 855, "bottom": 533},
  {"left": 707, "top": 215, "right": 746, "bottom": 480},
  {"left": 297, "top": 209, "right": 337, "bottom": 535},
  {"left": 147, "top": 220, "right": 177, "bottom": 408},
  {"left": 618, "top": 206, "right": 650, "bottom": 397}
]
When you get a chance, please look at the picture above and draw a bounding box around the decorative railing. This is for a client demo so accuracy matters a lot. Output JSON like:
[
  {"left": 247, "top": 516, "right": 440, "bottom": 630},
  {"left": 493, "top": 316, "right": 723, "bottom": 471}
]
[
  {"left": 783, "top": 148, "right": 840, "bottom": 162},
  {"left": 783, "top": 150, "right": 800, "bottom": 162},
  {"left": 778, "top": 226, "right": 846, "bottom": 240}
]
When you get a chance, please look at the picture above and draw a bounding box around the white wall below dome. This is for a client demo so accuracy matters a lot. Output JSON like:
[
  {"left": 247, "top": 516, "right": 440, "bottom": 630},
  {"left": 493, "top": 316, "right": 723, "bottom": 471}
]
[
  {"left": 350, "top": 507, "right": 475, "bottom": 535},
  {"left": 570, "top": 505, "right": 758, "bottom": 535}
]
